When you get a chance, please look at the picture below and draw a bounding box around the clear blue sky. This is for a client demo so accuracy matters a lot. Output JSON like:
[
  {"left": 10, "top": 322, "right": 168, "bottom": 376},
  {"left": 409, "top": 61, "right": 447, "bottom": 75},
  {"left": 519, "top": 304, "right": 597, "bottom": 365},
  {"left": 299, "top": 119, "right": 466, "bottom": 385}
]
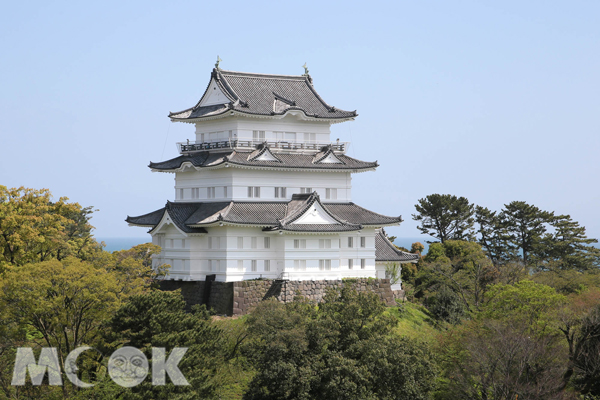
[{"left": 1, "top": 0, "right": 599, "bottom": 241}]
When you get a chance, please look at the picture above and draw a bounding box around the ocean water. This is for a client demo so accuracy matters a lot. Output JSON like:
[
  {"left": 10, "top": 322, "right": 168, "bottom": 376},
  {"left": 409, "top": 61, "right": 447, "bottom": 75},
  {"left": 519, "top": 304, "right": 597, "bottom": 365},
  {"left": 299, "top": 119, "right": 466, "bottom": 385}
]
[
  {"left": 391, "top": 237, "right": 432, "bottom": 254},
  {"left": 96, "top": 237, "right": 151, "bottom": 253}
]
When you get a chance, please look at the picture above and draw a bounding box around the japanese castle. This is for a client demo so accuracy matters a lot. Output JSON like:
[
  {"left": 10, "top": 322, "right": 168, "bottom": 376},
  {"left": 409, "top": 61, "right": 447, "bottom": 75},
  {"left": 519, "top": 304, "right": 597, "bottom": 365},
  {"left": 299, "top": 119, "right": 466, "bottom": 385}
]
[{"left": 126, "top": 62, "right": 418, "bottom": 283}]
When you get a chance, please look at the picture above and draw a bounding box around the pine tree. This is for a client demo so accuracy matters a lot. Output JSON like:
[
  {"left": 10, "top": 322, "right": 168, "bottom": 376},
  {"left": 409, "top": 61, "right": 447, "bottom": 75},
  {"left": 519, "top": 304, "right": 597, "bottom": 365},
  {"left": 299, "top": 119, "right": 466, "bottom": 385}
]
[
  {"left": 412, "top": 194, "right": 475, "bottom": 243},
  {"left": 501, "top": 201, "right": 554, "bottom": 265},
  {"left": 475, "top": 206, "right": 517, "bottom": 265},
  {"left": 536, "top": 214, "right": 600, "bottom": 271}
]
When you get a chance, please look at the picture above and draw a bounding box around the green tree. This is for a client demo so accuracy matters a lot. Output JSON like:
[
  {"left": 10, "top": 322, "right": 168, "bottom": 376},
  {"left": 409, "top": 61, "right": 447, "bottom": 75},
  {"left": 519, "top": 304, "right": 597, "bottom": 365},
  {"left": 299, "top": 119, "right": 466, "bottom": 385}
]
[
  {"left": 412, "top": 194, "right": 475, "bottom": 243},
  {"left": 416, "top": 240, "right": 497, "bottom": 315},
  {"left": 536, "top": 214, "right": 600, "bottom": 271},
  {"left": 99, "top": 290, "right": 226, "bottom": 400},
  {"left": 556, "top": 289, "right": 600, "bottom": 395},
  {"left": 243, "top": 286, "right": 437, "bottom": 400},
  {"left": 501, "top": 201, "right": 554, "bottom": 265},
  {"left": 475, "top": 205, "right": 517, "bottom": 265},
  {"left": 0, "top": 186, "right": 101, "bottom": 270}
]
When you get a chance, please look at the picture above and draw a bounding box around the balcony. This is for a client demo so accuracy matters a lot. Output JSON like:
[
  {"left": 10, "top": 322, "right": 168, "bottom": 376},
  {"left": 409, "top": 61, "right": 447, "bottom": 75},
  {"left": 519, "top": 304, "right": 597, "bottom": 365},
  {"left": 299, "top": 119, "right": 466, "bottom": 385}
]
[{"left": 177, "top": 139, "right": 349, "bottom": 154}]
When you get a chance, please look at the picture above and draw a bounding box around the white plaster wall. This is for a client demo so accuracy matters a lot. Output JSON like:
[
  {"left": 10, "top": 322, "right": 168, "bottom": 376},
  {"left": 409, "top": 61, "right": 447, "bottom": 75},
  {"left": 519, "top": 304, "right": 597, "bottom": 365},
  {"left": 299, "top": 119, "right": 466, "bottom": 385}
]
[
  {"left": 174, "top": 169, "right": 353, "bottom": 202},
  {"left": 151, "top": 225, "right": 380, "bottom": 283},
  {"left": 193, "top": 115, "right": 332, "bottom": 144}
]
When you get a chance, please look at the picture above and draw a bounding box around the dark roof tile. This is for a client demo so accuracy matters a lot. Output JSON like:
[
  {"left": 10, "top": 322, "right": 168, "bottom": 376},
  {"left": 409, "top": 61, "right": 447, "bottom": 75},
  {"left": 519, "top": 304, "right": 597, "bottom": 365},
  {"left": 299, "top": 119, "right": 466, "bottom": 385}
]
[
  {"left": 375, "top": 229, "right": 419, "bottom": 262},
  {"left": 169, "top": 69, "right": 357, "bottom": 121}
]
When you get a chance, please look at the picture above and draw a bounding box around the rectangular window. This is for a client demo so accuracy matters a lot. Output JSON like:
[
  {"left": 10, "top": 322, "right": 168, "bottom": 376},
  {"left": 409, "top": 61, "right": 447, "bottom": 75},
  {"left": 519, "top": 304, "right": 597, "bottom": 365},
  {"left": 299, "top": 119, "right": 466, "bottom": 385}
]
[
  {"left": 181, "top": 239, "right": 186, "bottom": 249},
  {"left": 294, "top": 260, "right": 306, "bottom": 271},
  {"left": 200, "top": 133, "right": 205, "bottom": 143},
  {"left": 228, "top": 130, "right": 233, "bottom": 139},
  {"left": 223, "top": 186, "right": 228, "bottom": 198},
  {"left": 252, "top": 130, "right": 265, "bottom": 143},
  {"left": 348, "top": 259, "right": 354, "bottom": 270},
  {"left": 319, "top": 260, "right": 331, "bottom": 270},
  {"left": 264, "top": 237, "right": 270, "bottom": 249},
  {"left": 294, "top": 239, "right": 306, "bottom": 249},
  {"left": 264, "top": 260, "right": 270, "bottom": 271},
  {"left": 326, "top": 188, "right": 337, "bottom": 200},
  {"left": 191, "top": 188, "right": 199, "bottom": 199},
  {"left": 237, "top": 237, "right": 244, "bottom": 249},
  {"left": 319, "top": 239, "right": 331, "bottom": 249},
  {"left": 274, "top": 187, "right": 287, "bottom": 198},
  {"left": 207, "top": 187, "right": 215, "bottom": 199},
  {"left": 361, "top": 259, "right": 366, "bottom": 269},
  {"left": 179, "top": 188, "right": 184, "bottom": 199},
  {"left": 348, "top": 237, "right": 354, "bottom": 248},
  {"left": 251, "top": 237, "right": 257, "bottom": 249},
  {"left": 300, "top": 188, "right": 312, "bottom": 194},
  {"left": 251, "top": 260, "right": 257, "bottom": 272},
  {"left": 248, "top": 187, "right": 260, "bottom": 198},
  {"left": 237, "top": 260, "right": 243, "bottom": 271},
  {"left": 305, "top": 133, "right": 316, "bottom": 143},
  {"left": 360, "top": 237, "right": 366, "bottom": 248}
]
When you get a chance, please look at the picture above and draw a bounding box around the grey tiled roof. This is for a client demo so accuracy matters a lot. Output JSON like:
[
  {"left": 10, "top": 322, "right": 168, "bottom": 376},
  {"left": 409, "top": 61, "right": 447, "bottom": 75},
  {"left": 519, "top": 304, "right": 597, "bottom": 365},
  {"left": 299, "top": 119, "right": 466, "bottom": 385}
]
[
  {"left": 375, "top": 229, "right": 420, "bottom": 263},
  {"left": 125, "top": 203, "right": 208, "bottom": 234},
  {"left": 149, "top": 149, "right": 377, "bottom": 171},
  {"left": 276, "top": 193, "right": 361, "bottom": 232},
  {"left": 169, "top": 69, "right": 357, "bottom": 121},
  {"left": 325, "top": 203, "right": 403, "bottom": 226},
  {"left": 127, "top": 197, "right": 399, "bottom": 233}
]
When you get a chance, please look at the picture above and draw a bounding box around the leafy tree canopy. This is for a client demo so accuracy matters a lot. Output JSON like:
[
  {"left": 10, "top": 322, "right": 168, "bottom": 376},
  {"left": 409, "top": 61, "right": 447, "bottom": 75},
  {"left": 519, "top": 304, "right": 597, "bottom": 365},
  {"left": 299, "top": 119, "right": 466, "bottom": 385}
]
[
  {"left": 0, "top": 186, "right": 101, "bottom": 271},
  {"left": 412, "top": 194, "right": 475, "bottom": 243}
]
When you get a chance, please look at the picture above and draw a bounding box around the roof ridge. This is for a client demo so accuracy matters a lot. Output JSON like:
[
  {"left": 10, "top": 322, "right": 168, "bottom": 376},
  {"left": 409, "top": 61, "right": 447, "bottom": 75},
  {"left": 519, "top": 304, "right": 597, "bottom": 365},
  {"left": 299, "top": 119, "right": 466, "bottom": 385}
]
[{"left": 219, "top": 69, "right": 307, "bottom": 80}]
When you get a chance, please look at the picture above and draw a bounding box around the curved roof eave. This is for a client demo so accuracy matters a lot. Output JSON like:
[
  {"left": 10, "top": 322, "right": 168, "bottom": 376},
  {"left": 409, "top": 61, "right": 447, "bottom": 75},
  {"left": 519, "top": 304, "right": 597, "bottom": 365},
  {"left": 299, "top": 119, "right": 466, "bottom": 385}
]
[{"left": 169, "top": 108, "right": 357, "bottom": 124}]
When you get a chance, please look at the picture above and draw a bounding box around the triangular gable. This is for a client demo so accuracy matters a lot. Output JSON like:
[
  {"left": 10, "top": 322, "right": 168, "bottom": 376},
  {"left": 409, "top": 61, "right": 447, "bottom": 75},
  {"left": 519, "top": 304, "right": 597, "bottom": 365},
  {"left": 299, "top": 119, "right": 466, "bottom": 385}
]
[
  {"left": 317, "top": 152, "right": 343, "bottom": 164},
  {"left": 290, "top": 201, "right": 339, "bottom": 225},
  {"left": 150, "top": 210, "right": 189, "bottom": 237},
  {"left": 248, "top": 145, "right": 281, "bottom": 162},
  {"left": 313, "top": 146, "right": 345, "bottom": 164},
  {"left": 198, "top": 78, "right": 230, "bottom": 107}
]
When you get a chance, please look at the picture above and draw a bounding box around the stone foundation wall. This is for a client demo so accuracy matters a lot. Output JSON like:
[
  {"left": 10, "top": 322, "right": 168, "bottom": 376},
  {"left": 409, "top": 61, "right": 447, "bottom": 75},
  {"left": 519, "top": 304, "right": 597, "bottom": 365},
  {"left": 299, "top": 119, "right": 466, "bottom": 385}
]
[
  {"left": 159, "top": 280, "right": 205, "bottom": 311},
  {"left": 161, "top": 278, "right": 397, "bottom": 316},
  {"left": 209, "top": 282, "right": 234, "bottom": 315}
]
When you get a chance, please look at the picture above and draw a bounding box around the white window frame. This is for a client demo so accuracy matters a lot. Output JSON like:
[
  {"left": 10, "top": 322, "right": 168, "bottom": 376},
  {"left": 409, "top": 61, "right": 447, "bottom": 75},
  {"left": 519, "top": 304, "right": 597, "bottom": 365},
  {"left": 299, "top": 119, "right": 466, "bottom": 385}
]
[
  {"left": 237, "top": 237, "right": 244, "bottom": 249},
  {"left": 207, "top": 187, "right": 216, "bottom": 199},
  {"left": 319, "top": 239, "right": 331, "bottom": 249},
  {"left": 251, "top": 260, "right": 257, "bottom": 272},
  {"left": 348, "top": 259, "right": 354, "bottom": 270},
  {"left": 294, "top": 239, "right": 306, "bottom": 249},
  {"left": 264, "top": 237, "right": 270, "bottom": 249},
  {"left": 264, "top": 260, "right": 270, "bottom": 272},
  {"left": 252, "top": 130, "right": 265, "bottom": 143},
  {"left": 348, "top": 237, "right": 354, "bottom": 248},
  {"left": 360, "top": 236, "right": 366, "bottom": 248},
  {"left": 361, "top": 259, "right": 366, "bottom": 269},
  {"left": 251, "top": 237, "right": 257, "bottom": 249},
  {"left": 248, "top": 187, "right": 260, "bottom": 198},
  {"left": 275, "top": 187, "right": 287, "bottom": 198}
]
